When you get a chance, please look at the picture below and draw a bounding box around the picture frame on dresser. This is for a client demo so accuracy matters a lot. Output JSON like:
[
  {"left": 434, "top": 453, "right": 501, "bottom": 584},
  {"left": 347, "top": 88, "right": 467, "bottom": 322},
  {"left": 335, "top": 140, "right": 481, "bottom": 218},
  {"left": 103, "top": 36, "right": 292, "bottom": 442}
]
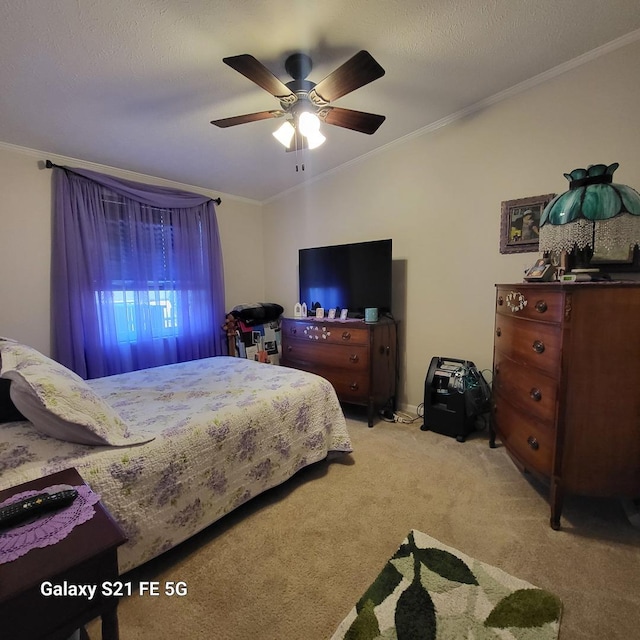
[
  {"left": 499, "top": 194, "right": 555, "bottom": 254},
  {"left": 586, "top": 245, "right": 640, "bottom": 273}
]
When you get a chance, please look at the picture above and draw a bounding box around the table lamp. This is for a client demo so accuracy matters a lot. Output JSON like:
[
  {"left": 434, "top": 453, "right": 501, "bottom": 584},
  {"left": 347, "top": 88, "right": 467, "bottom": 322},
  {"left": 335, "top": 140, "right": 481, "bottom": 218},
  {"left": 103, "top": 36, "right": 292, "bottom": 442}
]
[{"left": 539, "top": 162, "right": 640, "bottom": 272}]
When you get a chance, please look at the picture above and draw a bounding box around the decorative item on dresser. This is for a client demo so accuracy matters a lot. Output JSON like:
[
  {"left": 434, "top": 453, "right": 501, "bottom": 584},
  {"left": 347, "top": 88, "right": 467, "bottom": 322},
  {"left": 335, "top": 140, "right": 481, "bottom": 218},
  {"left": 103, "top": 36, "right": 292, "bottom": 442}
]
[
  {"left": 539, "top": 162, "right": 640, "bottom": 273},
  {"left": 281, "top": 316, "right": 397, "bottom": 427},
  {"left": 489, "top": 282, "right": 640, "bottom": 530}
]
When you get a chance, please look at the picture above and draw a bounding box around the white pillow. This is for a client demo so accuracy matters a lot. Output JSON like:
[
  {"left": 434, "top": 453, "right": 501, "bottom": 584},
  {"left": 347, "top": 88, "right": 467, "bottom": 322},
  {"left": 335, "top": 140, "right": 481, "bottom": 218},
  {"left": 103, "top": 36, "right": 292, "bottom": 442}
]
[{"left": 0, "top": 341, "right": 153, "bottom": 446}]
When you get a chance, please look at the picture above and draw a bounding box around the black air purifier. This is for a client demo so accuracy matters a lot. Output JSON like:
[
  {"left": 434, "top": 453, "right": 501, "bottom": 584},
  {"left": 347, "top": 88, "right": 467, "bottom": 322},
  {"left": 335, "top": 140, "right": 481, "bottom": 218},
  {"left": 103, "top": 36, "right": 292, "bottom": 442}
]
[{"left": 420, "top": 356, "right": 489, "bottom": 442}]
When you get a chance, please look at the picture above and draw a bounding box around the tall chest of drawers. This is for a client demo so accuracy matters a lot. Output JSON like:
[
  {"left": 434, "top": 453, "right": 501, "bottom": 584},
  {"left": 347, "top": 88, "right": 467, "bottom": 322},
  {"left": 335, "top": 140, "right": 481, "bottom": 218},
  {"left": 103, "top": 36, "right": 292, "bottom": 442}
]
[
  {"left": 281, "top": 317, "right": 397, "bottom": 427},
  {"left": 490, "top": 282, "right": 640, "bottom": 529}
]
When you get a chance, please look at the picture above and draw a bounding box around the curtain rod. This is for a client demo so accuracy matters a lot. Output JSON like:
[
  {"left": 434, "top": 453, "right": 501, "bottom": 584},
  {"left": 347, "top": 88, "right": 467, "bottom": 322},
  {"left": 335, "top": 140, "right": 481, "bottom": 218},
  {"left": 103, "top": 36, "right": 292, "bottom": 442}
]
[{"left": 44, "top": 160, "right": 222, "bottom": 206}]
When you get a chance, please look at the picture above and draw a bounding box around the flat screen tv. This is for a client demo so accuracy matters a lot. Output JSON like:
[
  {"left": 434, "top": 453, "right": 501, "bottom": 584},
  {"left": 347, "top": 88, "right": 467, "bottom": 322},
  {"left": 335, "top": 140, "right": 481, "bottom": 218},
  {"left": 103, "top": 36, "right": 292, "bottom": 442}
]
[{"left": 298, "top": 239, "right": 392, "bottom": 317}]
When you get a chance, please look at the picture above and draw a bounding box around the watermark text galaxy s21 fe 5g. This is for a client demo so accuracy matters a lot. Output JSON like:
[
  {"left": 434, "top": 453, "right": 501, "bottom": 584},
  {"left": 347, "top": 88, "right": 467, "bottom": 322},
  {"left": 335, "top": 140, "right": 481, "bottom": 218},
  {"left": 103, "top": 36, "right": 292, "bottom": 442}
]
[{"left": 40, "top": 580, "right": 188, "bottom": 600}]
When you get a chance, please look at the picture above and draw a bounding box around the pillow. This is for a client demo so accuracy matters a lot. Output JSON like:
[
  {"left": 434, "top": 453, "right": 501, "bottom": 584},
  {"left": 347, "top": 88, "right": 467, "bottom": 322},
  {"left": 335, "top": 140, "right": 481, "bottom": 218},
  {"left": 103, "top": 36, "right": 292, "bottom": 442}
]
[{"left": 0, "top": 341, "right": 153, "bottom": 446}]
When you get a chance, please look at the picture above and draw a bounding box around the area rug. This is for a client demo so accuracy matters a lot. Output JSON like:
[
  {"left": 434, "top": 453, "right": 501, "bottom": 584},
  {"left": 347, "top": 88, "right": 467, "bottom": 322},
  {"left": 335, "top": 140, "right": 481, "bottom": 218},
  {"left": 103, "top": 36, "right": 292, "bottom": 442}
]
[{"left": 331, "top": 530, "right": 562, "bottom": 640}]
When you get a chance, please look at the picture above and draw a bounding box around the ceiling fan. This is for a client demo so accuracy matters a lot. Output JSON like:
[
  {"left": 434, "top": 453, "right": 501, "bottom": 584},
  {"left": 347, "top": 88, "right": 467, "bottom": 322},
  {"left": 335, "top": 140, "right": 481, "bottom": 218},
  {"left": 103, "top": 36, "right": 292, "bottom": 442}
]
[{"left": 210, "top": 51, "right": 386, "bottom": 152}]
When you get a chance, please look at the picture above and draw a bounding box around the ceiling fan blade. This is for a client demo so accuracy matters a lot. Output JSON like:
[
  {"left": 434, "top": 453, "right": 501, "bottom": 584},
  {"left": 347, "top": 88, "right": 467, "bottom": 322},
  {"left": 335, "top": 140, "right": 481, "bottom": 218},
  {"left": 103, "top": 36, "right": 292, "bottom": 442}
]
[
  {"left": 210, "top": 110, "right": 284, "bottom": 128},
  {"left": 309, "top": 51, "right": 385, "bottom": 104},
  {"left": 223, "top": 54, "right": 297, "bottom": 103},
  {"left": 319, "top": 107, "right": 385, "bottom": 135}
]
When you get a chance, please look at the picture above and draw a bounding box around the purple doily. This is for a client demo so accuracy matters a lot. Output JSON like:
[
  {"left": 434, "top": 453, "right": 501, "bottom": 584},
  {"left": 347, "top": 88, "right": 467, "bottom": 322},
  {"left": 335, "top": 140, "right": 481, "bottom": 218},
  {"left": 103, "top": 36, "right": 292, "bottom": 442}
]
[{"left": 0, "top": 484, "right": 101, "bottom": 565}]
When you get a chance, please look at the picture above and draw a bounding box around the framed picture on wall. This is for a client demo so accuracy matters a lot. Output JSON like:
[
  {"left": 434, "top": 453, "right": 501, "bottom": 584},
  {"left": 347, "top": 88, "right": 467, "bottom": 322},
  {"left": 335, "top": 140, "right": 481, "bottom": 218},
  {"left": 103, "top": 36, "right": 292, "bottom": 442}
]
[{"left": 500, "top": 193, "right": 555, "bottom": 254}]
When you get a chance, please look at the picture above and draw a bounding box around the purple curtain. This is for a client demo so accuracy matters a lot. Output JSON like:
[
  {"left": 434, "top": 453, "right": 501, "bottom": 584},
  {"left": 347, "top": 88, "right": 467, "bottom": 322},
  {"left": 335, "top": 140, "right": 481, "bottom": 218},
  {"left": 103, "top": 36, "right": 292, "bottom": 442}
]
[{"left": 52, "top": 166, "right": 226, "bottom": 378}]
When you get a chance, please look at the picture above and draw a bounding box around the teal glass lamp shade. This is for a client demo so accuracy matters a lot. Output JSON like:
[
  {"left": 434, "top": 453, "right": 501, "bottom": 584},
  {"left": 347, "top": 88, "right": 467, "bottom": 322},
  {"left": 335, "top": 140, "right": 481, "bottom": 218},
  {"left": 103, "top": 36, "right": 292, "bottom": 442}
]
[{"left": 539, "top": 163, "right": 640, "bottom": 255}]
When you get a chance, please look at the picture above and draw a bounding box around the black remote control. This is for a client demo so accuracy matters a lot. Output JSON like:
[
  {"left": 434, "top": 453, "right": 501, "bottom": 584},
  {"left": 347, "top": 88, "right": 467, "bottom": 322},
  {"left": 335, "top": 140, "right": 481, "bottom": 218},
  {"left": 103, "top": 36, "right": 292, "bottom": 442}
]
[{"left": 0, "top": 488, "right": 78, "bottom": 530}]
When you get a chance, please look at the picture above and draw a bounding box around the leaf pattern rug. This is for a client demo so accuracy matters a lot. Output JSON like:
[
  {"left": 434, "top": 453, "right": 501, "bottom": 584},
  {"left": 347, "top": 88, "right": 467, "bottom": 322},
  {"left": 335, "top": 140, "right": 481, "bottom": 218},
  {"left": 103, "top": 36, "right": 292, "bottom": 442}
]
[{"left": 331, "top": 530, "right": 562, "bottom": 640}]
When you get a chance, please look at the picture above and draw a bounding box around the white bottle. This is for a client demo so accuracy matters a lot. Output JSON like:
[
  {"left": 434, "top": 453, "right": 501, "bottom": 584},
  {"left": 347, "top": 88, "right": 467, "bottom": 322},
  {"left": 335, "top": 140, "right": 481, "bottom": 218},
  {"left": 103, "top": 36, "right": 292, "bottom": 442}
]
[{"left": 301, "top": 302, "right": 307, "bottom": 317}]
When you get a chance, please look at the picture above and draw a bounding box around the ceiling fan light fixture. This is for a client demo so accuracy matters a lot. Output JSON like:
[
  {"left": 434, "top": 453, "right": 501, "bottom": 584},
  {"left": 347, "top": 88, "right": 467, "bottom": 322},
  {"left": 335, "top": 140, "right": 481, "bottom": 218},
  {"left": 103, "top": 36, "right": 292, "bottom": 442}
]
[
  {"left": 297, "top": 111, "right": 325, "bottom": 148},
  {"left": 213, "top": 51, "right": 385, "bottom": 155},
  {"left": 305, "top": 129, "right": 326, "bottom": 149},
  {"left": 298, "top": 111, "right": 320, "bottom": 136},
  {"left": 272, "top": 120, "right": 295, "bottom": 148}
]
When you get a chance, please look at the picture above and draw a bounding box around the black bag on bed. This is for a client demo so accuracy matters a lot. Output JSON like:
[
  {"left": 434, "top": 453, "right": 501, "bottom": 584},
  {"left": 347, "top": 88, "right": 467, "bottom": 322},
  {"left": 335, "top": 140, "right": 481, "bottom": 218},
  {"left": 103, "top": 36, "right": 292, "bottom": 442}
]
[{"left": 230, "top": 303, "right": 284, "bottom": 326}]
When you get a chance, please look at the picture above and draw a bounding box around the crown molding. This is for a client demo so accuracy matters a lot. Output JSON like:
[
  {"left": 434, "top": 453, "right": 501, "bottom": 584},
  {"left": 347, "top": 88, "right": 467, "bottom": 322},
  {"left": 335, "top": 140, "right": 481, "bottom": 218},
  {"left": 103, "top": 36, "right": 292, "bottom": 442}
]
[{"left": 0, "top": 140, "right": 260, "bottom": 206}]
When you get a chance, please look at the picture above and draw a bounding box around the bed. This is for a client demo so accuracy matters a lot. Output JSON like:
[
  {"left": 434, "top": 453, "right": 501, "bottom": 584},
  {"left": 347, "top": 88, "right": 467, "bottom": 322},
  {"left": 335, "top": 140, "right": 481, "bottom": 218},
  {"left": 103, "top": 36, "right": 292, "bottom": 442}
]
[{"left": 0, "top": 340, "right": 352, "bottom": 573}]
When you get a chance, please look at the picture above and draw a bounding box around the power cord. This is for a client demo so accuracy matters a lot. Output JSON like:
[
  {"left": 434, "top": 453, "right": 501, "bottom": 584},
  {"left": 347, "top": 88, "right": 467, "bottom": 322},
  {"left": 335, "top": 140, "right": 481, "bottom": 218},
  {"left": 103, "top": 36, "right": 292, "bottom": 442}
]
[{"left": 379, "top": 404, "right": 423, "bottom": 424}]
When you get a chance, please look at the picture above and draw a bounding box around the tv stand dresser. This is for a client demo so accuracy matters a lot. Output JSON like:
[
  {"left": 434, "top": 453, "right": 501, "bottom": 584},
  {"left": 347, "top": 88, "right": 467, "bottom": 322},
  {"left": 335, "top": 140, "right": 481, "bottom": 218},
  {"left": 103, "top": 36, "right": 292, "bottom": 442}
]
[
  {"left": 281, "top": 316, "right": 397, "bottom": 427},
  {"left": 490, "top": 281, "right": 640, "bottom": 529}
]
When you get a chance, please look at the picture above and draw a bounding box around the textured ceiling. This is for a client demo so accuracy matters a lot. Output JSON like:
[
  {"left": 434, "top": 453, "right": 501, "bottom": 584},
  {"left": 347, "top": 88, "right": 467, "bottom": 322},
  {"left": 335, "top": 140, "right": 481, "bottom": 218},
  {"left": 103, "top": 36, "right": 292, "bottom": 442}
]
[{"left": 1, "top": 1, "right": 640, "bottom": 202}]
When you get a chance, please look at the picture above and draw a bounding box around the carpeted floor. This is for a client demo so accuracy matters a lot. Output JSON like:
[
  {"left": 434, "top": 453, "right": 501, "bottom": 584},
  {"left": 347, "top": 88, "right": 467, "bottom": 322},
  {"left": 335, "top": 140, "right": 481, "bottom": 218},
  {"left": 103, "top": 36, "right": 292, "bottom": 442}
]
[{"left": 87, "top": 411, "right": 640, "bottom": 639}]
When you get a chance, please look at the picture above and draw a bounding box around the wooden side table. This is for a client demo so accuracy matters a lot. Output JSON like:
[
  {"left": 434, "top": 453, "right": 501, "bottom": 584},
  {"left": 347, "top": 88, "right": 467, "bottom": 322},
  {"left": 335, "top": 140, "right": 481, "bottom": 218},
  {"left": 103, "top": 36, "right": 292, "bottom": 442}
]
[{"left": 0, "top": 468, "right": 127, "bottom": 640}]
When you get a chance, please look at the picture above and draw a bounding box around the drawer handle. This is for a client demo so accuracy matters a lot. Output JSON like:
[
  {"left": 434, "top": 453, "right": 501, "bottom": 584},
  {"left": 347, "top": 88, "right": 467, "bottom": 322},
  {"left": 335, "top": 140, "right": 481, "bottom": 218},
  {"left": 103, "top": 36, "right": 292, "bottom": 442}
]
[
  {"left": 535, "top": 300, "right": 548, "bottom": 313},
  {"left": 349, "top": 354, "right": 359, "bottom": 363},
  {"left": 496, "top": 327, "right": 502, "bottom": 337},
  {"left": 530, "top": 388, "right": 542, "bottom": 401},
  {"left": 290, "top": 327, "right": 297, "bottom": 334},
  {"left": 287, "top": 346, "right": 292, "bottom": 352},
  {"left": 342, "top": 331, "right": 351, "bottom": 341},
  {"left": 497, "top": 296, "right": 504, "bottom": 306},
  {"left": 532, "top": 340, "right": 545, "bottom": 354},
  {"left": 527, "top": 435, "right": 539, "bottom": 451},
  {"left": 350, "top": 382, "right": 359, "bottom": 390}
]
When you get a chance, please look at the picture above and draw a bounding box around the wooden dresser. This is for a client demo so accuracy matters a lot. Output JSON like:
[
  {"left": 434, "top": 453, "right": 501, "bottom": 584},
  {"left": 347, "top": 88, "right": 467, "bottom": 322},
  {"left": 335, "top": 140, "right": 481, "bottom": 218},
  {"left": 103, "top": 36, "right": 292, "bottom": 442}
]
[
  {"left": 490, "top": 282, "right": 640, "bottom": 529},
  {"left": 281, "top": 316, "right": 397, "bottom": 427}
]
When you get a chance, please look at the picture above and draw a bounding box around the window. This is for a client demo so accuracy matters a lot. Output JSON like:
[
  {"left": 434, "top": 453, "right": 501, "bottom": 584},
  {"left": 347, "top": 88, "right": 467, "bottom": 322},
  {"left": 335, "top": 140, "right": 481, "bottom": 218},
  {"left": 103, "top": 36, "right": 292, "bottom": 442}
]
[
  {"left": 52, "top": 166, "right": 225, "bottom": 378},
  {"left": 98, "top": 198, "right": 189, "bottom": 343}
]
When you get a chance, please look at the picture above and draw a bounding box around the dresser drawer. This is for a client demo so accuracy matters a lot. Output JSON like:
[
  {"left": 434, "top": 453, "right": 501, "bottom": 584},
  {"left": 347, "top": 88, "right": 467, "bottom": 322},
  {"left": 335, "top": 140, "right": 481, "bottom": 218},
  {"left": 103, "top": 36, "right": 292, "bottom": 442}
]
[
  {"left": 281, "top": 361, "right": 370, "bottom": 401},
  {"left": 319, "top": 367, "right": 371, "bottom": 402},
  {"left": 282, "top": 320, "right": 369, "bottom": 346},
  {"left": 496, "top": 287, "right": 565, "bottom": 324},
  {"left": 492, "top": 390, "right": 555, "bottom": 476},
  {"left": 282, "top": 341, "right": 369, "bottom": 371},
  {"left": 494, "top": 314, "right": 561, "bottom": 376},
  {"left": 493, "top": 351, "right": 558, "bottom": 424}
]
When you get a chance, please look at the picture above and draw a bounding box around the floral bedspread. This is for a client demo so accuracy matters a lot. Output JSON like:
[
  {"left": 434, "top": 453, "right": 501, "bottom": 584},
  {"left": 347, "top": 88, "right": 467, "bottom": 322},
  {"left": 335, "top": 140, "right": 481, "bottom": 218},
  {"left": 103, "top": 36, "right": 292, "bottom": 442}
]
[{"left": 0, "top": 356, "right": 352, "bottom": 573}]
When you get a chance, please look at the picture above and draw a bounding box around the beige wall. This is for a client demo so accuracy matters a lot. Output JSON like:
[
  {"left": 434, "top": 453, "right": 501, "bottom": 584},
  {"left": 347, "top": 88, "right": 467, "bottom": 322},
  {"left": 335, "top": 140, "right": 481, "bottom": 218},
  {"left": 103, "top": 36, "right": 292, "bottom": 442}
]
[
  {"left": 262, "top": 39, "right": 640, "bottom": 411},
  {"left": 0, "top": 145, "right": 265, "bottom": 356}
]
